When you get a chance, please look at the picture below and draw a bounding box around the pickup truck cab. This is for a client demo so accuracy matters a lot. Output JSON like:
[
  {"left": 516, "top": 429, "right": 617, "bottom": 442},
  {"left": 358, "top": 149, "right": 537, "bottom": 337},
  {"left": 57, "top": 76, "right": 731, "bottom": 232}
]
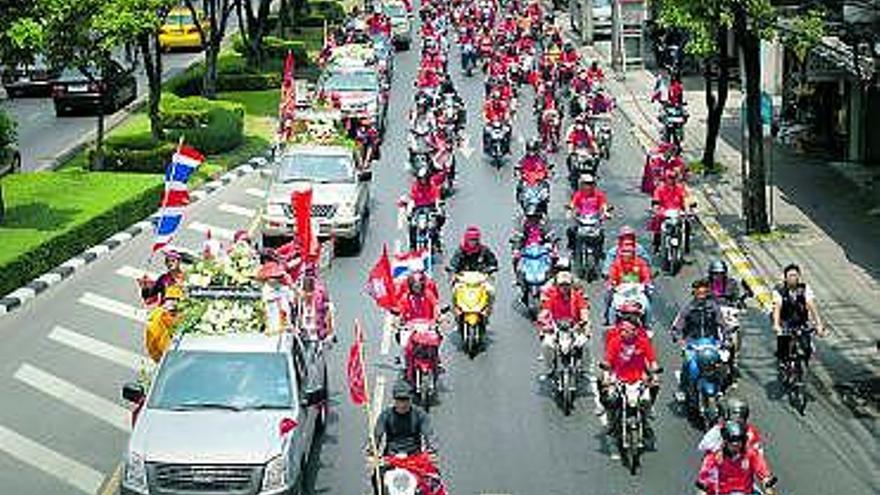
[{"left": 120, "top": 331, "right": 327, "bottom": 495}]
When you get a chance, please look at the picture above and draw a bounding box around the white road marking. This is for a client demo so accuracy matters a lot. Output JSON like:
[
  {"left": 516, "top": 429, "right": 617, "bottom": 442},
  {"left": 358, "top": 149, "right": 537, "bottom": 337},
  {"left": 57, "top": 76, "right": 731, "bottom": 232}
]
[
  {"left": 115, "top": 265, "right": 156, "bottom": 281},
  {"left": 78, "top": 292, "right": 146, "bottom": 323},
  {"left": 0, "top": 425, "right": 105, "bottom": 494},
  {"left": 370, "top": 374, "right": 387, "bottom": 428},
  {"left": 188, "top": 221, "right": 234, "bottom": 240},
  {"left": 245, "top": 188, "right": 267, "bottom": 198},
  {"left": 459, "top": 134, "right": 475, "bottom": 158},
  {"left": 13, "top": 364, "right": 130, "bottom": 432},
  {"left": 381, "top": 313, "right": 394, "bottom": 356},
  {"left": 218, "top": 202, "right": 257, "bottom": 218},
  {"left": 48, "top": 326, "right": 143, "bottom": 372}
]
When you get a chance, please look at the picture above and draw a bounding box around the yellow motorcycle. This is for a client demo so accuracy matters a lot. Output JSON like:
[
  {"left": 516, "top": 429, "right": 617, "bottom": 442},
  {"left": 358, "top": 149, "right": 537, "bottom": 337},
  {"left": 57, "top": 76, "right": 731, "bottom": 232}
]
[{"left": 451, "top": 271, "right": 493, "bottom": 358}]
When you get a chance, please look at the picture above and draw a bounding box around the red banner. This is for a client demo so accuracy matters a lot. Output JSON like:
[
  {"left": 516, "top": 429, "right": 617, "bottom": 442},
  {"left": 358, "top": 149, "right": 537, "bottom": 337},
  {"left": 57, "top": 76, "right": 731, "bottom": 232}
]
[
  {"left": 365, "top": 245, "right": 396, "bottom": 311},
  {"left": 291, "top": 187, "right": 315, "bottom": 262},
  {"left": 346, "top": 321, "right": 366, "bottom": 405}
]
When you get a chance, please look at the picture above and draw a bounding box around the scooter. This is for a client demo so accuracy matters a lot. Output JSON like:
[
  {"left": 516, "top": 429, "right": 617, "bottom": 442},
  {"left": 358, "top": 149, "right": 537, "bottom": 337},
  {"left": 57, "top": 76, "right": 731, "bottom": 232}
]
[{"left": 450, "top": 270, "right": 494, "bottom": 358}]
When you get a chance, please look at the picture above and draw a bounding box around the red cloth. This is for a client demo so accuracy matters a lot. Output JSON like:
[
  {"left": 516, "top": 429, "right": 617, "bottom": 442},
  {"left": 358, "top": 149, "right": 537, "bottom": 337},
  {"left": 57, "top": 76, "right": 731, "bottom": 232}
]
[
  {"left": 668, "top": 81, "right": 684, "bottom": 106},
  {"left": 570, "top": 189, "right": 607, "bottom": 216},
  {"left": 604, "top": 330, "right": 656, "bottom": 383},
  {"left": 653, "top": 183, "right": 687, "bottom": 210},
  {"left": 587, "top": 67, "right": 604, "bottom": 82},
  {"left": 416, "top": 70, "right": 441, "bottom": 89},
  {"left": 346, "top": 322, "right": 367, "bottom": 405},
  {"left": 540, "top": 285, "right": 589, "bottom": 323},
  {"left": 608, "top": 256, "right": 652, "bottom": 287},
  {"left": 365, "top": 246, "right": 396, "bottom": 310},
  {"left": 410, "top": 181, "right": 441, "bottom": 208},
  {"left": 567, "top": 128, "right": 595, "bottom": 148},
  {"left": 483, "top": 100, "right": 509, "bottom": 122},
  {"left": 384, "top": 452, "right": 447, "bottom": 495},
  {"left": 697, "top": 449, "right": 772, "bottom": 495},
  {"left": 519, "top": 155, "right": 549, "bottom": 183},
  {"left": 291, "top": 188, "right": 316, "bottom": 262},
  {"left": 560, "top": 51, "right": 579, "bottom": 65},
  {"left": 397, "top": 292, "right": 439, "bottom": 322}
]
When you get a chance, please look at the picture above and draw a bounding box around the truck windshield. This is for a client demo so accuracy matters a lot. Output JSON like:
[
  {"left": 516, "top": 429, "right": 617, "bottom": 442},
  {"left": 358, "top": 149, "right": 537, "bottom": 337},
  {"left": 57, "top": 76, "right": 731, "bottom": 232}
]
[
  {"left": 149, "top": 351, "right": 293, "bottom": 411},
  {"left": 278, "top": 153, "right": 354, "bottom": 183}
]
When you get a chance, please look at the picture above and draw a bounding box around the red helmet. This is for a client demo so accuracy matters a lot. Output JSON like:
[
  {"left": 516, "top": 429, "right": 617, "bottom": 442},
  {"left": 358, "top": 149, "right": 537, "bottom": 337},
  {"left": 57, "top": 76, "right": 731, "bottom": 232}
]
[{"left": 462, "top": 226, "right": 482, "bottom": 252}]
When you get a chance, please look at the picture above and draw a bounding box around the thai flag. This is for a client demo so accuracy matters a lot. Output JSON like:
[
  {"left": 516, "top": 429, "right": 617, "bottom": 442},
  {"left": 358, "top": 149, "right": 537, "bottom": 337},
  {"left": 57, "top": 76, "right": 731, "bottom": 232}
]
[
  {"left": 152, "top": 145, "right": 204, "bottom": 252},
  {"left": 392, "top": 248, "right": 432, "bottom": 279}
]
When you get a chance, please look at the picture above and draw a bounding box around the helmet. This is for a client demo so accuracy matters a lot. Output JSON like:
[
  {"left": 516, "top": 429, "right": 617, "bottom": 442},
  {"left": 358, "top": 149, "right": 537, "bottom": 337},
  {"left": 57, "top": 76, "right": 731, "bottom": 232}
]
[
  {"left": 162, "top": 248, "right": 182, "bottom": 260},
  {"left": 563, "top": 42, "right": 573, "bottom": 51},
  {"left": 723, "top": 396, "right": 750, "bottom": 423},
  {"left": 709, "top": 259, "right": 728, "bottom": 276},
  {"left": 526, "top": 137, "right": 541, "bottom": 154},
  {"left": 462, "top": 226, "right": 481, "bottom": 252},
  {"left": 555, "top": 270, "right": 573, "bottom": 286},
  {"left": 408, "top": 271, "right": 427, "bottom": 293},
  {"left": 579, "top": 173, "right": 596, "bottom": 186},
  {"left": 392, "top": 380, "right": 413, "bottom": 400},
  {"left": 164, "top": 285, "right": 184, "bottom": 300},
  {"left": 416, "top": 166, "right": 430, "bottom": 181},
  {"left": 720, "top": 419, "right": 747, "bottom": 456},
  {"left": 617, "top": 225, "right": 636, "bottom": 241}
]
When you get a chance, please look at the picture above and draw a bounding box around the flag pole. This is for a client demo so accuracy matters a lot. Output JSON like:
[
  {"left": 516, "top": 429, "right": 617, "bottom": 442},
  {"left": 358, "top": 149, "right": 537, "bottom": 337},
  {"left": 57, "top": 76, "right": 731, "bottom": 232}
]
[
  {"left": 146, "top": 135, "right": 186, "bottom": 267},
  {"left": 356, "top": 319, "right": 383, "bottom": 495}
]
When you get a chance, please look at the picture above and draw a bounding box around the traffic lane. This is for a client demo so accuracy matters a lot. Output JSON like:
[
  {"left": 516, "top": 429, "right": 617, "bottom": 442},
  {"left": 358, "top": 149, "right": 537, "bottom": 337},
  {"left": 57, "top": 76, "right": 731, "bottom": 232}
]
[
  {"left": 301, "top": 42, "right": 425, "bottom": 494},
  {"left": 0, "top": 171, "right": 269, "bottom": 494},
  {"left": 6, "top": 50, "right": 203, "bottom": 171}
]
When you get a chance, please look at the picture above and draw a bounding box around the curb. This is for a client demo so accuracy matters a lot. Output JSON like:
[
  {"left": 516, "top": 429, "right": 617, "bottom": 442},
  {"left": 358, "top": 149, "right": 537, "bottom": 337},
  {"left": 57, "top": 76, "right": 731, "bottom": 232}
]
[{"left": 0, "top": 154, "right": 271, "bottom": 316}]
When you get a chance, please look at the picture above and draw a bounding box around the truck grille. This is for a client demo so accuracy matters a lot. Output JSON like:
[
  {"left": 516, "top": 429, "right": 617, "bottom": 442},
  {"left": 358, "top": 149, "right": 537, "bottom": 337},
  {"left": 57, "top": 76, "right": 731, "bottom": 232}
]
[
  {"left": 311, "top": 204, "right": 337, "bottom": 218},
  {"left": 149, "top": 463, "right": 262, "bottom": 494}
]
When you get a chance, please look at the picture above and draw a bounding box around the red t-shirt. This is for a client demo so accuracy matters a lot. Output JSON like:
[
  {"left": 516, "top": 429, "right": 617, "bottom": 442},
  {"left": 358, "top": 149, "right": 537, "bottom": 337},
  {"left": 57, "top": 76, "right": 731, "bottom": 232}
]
[
  {"left": 570, "top": 189, "right": 607, "bottom": 215},
  {"left": 410, "top": 181, "right": 441, "bottom": 208},
  {"left": 605, "top": 332, "right": 656, "bottom": 383},
  {"left": 653, "top": 183, "right": 687, "bottom": 211},
  {"left": 697, "top": 449, "right": 771, "bottom": 495},
  {"left": 540, "top": 285, "right": 589, "bottom": 322}
]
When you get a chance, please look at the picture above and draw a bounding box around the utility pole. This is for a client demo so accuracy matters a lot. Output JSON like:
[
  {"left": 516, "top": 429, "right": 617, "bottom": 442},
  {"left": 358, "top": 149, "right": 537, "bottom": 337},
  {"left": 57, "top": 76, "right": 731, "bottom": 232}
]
[
  {"left": 611, "top": 0, "right": 623, "bottom": 71},
  {"left": 582, "top": 0, "right": 595, "bottom": 45}
]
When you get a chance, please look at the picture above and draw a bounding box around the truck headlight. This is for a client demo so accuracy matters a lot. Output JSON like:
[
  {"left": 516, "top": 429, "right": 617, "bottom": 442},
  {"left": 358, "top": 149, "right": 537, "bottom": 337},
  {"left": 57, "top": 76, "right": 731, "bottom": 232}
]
[
  {"left": 337, "top": 202, "right": 357, "bottom": 219},
  {"left": 262, "top": 454, "right": 288, "bottom": 491},
  {"left": 123, "top": 451, "right": 147, "bottom": 493}
]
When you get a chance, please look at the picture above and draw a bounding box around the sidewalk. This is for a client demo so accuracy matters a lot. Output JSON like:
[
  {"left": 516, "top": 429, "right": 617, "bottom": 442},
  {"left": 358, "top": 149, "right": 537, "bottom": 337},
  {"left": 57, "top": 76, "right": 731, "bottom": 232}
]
[{"left": 583, "top": 41, "right": 879, "bottom": 413}]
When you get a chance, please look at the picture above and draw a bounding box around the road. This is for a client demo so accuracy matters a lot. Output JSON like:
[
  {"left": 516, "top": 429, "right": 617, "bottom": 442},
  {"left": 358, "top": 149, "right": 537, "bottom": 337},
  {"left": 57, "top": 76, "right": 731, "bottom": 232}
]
[{"left": 0, "top": 23, "right": 875, "bottom": 495}]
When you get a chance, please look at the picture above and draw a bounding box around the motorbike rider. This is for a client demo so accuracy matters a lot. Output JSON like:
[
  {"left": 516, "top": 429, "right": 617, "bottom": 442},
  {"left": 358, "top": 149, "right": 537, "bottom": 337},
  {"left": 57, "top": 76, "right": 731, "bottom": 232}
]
[
  {"left": 602, "top": 225, "right": 652, "bottom": 276},
  {"left": 566, "top": 115, "right": 599, "bottom": 155},
  {"left": 604, "top": 244, "right": 653, "bottom": 325},
  {"left": 600, "top": 317, "right": 661, "bottom": 441},
  {"left": 671, "top": 278, "right": 726, "bottom": 401},
  {"left": 416, "top": 66, "right": 442, "bottom": 90},
  {"left": 447, "top": 226, "right": 499, "bottom": 312},
  {"left": 439, "top": 80, "right": 465, "bottom": 129},
  {"left": 695, "top": 420, "right": 778, "bottom": 495},
  {"left": 483, "top": 90, "right": 511, "bottom": 153},
  {"left": 517, "top": 138, "right": 551, "bottom": 202},
  {"left": 367, "top": 4, "right": 392, "bottom": 38},
  {"left": 707, "top": 260, "right": 742, "bottom": 306},
  {"left": 558, "top": 42, "right": 579, "bottom": 82},
  {"left": 537, "top": 262, "right": 591, "bottom": 380},
  {"left": 139, "top": 249, "right": 185, "bottom": 304},
  {"left": 568, "top": 173, "right": 609, "bottom": 218},
  {"left": 407, "top": 167, "right": 445, "bottom": 250},
  {"left": 513, "top": 206, "right": 554, "bottom": 252},
  {"left": 698, "top": 396, "right": 764, "bottom": 455},
  {"left": 394, "top": 270, "right": 442, "bottom": 370},
  {"left": 371, "top": 381, "right": 438, "bottom": 493},
  {"left": 650, "top": 168, "right": 693, "bottom": 254},
  {"left": 586, "top": 60, "right": 605, "bottom": 82},
  {"left": 771, "top": 264, "right": 825, "bottom": 369}
]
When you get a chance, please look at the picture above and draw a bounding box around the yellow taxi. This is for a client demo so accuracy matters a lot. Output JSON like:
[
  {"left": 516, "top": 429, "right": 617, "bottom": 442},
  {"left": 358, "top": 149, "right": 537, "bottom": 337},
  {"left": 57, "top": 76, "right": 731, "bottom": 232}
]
[{"left": 158, "top": 7, "right": 208, "bottom": 51}]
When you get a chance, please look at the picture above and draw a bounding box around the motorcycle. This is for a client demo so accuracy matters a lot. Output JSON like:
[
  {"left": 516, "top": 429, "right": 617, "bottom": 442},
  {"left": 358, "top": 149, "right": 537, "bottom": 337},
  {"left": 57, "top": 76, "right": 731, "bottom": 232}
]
[
  {"left": 570, "top": 212, "right": 604, "bottom": 281},
  {"left": 405, "top": 319, "right": 442, "bottom": 412},
  {"left": 781, "top": 326, "right": 815, "bottom": 415},
  {"left": 678, "top": 337, "right": 729, "bottom": 430},
  {"left": 379, "top": 452, "right": 446, "bottom": 495},
  {"left": 660, "top": 104, "right": 687, "bottom": 148},
  {"left": 484, "top": 120, "right": 510, "bottom": 168},
  {"left": 551, "top": 319, "right": 583, "bottom": 415},
  {"left": 609, "top": 378, "right": 652, "bottom": 475},
  {"left": 517, "top": 179, "right": 550, "bottom": 218},
  {"left": 569, "top": 91, "right": 590, "bottom": 118},
  {"left": 590, "top": 116, "right": 613, "bottom": 160},
  {"left": 659, "top": 208, "right": 690, "bottom": 275},
  {"left": 515, "top": 243, "right": 553, "bottom": 317},
  {"left": 610, "top": 282, "right": 650, "bottom": 329},
  {"left": 566, "top": 147, "right": 599, "bottom": 190},
  {"left": 451, "top": 270, "right": 493, "bottom": 358},
  {"left": 539, "top": 107, "right": 561, "bottom": 153},
  {"left": 408, "top": 205, "right": 441, "bottom": 253}
]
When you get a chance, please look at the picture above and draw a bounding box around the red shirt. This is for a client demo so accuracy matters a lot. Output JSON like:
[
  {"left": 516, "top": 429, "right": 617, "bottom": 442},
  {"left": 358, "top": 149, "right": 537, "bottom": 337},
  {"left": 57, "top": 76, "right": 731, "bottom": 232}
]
[
  {"left": 604, "top": 331, "right": 656, "bottom": 383},
  {"left": 540, "top": 285, "right": 589, "bottom": 323},
  {"left": 519, "top": 155, "right": 548, "bottom": 182},
  {"left": 653, "top": 183, "right": 687, "bottom": 211},
  {"left": 397, "top": 291, "right": 439, "bottom": 323},
  {"left": 697, "top": 449, "right": 772, "bottom": 495},
  {"left": 567, "top": 128, "right": 594, "bottom": 148},
  {"left": 570, "top": 189, "right": 607, "bottom": 215},
  {"left": 410, "top": 181, "right": 441, "bottom": 208},
  {"left": 484, "top": 100, "right": 509, "bottom": 122},
  {"left": 607, "top": 255, "right": 652, "bottom": 287}
]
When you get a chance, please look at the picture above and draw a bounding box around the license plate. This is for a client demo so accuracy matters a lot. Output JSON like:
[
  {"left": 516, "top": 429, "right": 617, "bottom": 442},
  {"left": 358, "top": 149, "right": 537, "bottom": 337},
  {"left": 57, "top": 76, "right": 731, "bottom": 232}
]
[{"left": 67, "top": 84, "right": 89, "bottom": 93}]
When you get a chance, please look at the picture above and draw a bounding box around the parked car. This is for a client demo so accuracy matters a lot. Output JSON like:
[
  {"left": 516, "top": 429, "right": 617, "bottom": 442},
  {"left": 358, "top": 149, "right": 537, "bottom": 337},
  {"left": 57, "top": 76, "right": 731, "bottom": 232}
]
[
  {"left": 318, "top": 66, "right": 388, "bottom": 135},
  {"left": 51, "top": 60, "right": 137, "bottom": 117},
  {"left": 158, "top": 6, "right": 209, "bottom": 51},
  {"left": 263, "top": 144, "right": 371, "bottom": 253},
  {"left": 120, "top": 331, "right": 327, "bottom": 495},
  {"left": 1, "top": 55, "right": 60, "bottom": 97},
  {"left": 383, "top": 1, "right": 413, "bottom": 50}
]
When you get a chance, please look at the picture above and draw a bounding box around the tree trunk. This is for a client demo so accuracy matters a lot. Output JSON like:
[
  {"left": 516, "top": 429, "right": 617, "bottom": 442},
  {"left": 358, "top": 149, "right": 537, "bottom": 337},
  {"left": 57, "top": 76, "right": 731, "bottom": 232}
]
[
  {"left": 0, "top": 182, "right": 5, "bottom": 224},
  {"left": 279, "top": 0, "right": 289, "bottom": 38},
  {"left": 93, "top": 103, "right": 106, "bottom": 171},
  {"left": 702, "top": 29, "right": 730, "bottom": 170},
  {"left": 139, "top": 33, "right": 163, "bottom": 142},
  {"left": 736, "top": 13, "right": 769, "bottom": 233}
]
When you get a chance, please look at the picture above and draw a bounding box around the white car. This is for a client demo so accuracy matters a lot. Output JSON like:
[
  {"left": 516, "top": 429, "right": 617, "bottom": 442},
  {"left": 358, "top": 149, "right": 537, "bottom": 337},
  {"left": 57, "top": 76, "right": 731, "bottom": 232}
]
[{"left": 383, "top": 1, "right": 413, "bottom": 50}]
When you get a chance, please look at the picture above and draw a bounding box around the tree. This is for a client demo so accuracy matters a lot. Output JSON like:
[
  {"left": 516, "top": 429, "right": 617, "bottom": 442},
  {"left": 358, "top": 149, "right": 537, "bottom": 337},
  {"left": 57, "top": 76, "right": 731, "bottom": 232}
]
[
  {"left": 8, "top": 0, "right": 173, "bottom": 168},
  {"left": 0, "top": 109, "right": 16, "bottom": 224},
  {"left": 237, "top": 0, "right": 273, "bottom": 68},
  {"left": 657, "top": 0, "right": 823, "bottom": 233},
  {"left": 185, "top": 0, "right": 237, "bottom": 99}
]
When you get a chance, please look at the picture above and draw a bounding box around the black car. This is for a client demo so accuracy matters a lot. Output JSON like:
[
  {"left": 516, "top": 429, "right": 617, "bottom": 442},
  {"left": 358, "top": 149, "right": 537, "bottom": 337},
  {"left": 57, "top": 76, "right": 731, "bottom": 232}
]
[
  {"left": 51, "top": 61, "right": 137, "bottom": 117},
  {"left": 1, "top": 56, "right": 60, "bottom": 97}
]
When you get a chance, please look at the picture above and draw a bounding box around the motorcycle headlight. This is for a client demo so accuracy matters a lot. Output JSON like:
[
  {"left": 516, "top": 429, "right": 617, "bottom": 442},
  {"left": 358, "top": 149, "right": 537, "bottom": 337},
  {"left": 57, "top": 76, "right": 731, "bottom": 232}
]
[
  {"left": 558, "top": 331, "right": 573, "bottom": 352},
  {"left": 385, "top": 468, "right": 418, "bottom": 494},
  {"left": 262, "top": 454, "right": 288, "bottom": 491},
  {"left": 122, "top": 451, "right": 147, "bottom": 493}
]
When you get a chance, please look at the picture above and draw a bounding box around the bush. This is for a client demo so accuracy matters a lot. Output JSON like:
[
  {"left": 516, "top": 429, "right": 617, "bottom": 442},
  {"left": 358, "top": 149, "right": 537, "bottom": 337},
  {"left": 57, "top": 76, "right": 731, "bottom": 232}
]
[
  {"left": 218, "top": 73, "right": 282, "bottom": 92},
  {"left": 232, "top": 35, "right": 311, "bottom": 69},
  {"left": 164, "top": 62, "right": 206, "bottom": 97},
  {"left": 0, "top": 173, "right": 162, "bottom": 296},
  {"left": 160, "top": 93, "right": 245, "bottom": 154},
  {"left": 309, "top": 1, "right": 346, "bottom": 23},
  {"left": 0, "top": 109, "right": 16, "bottom": 148},
  {"left": 93, "top": 141, "right": 178, "bottom": 174}
]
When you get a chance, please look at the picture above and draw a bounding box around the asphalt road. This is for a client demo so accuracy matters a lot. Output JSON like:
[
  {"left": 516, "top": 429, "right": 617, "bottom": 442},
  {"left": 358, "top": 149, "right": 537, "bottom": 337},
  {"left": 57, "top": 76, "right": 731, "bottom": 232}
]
[{"left": 0, "top": 26, "right": 874, "bottom": 495}]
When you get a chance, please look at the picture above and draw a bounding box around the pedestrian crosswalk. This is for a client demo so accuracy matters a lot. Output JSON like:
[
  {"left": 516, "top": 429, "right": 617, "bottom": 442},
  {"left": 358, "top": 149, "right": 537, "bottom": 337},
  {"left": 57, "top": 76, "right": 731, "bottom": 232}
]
[{"left": 0, "top": 188, "right": 270, "bottom": 493}]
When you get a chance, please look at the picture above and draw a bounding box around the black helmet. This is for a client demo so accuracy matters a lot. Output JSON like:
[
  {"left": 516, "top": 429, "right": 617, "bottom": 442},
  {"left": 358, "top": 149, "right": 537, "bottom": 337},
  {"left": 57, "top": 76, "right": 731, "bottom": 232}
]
[
  {"left": 526, "top": 137, "right": 541, "bottom": 153},
  {"left": 709, "top": 259, "right": 728, "bottom": 276},
  {"left": 524, "top": 204, "right": 541, "bottom": 217},
  {"left": 723, "top": 396, "right": 750, "bottom": 423},
  {"left": 721, "top": 419, "right": 747, "bottom": 444},
  {"left": 554, "top": 256, "right": 572, "bottom": 273}
]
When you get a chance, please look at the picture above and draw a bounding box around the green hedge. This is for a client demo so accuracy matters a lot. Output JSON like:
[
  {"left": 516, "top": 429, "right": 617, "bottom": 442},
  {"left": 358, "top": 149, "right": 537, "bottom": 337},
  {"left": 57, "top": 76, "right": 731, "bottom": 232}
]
[
  {"left": 231, "top": 35, "right": 310, "bottom": 68},
  {"left": 94, "top": 141, "right": 178, "bottom": 173},
  {"left": 309, "top": 1, "right": 346, "bottom": 23},
  {"left": 0, "top": 181, "right": 162, "bottom": 296},
  {"left": 218, "top": 73, "right": 282, "bottom": 91},
  {"left": 160, "top": 93, "right": 245, "bottom": 154}
]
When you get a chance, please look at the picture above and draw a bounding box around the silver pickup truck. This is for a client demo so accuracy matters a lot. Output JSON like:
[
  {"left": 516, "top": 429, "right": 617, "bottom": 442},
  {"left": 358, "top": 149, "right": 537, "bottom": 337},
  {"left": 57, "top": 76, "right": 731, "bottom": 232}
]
[
  {"left": 120, "top": 332, "right": 328, "bottom": 495},
  {"left": 262, "top": 144, "right": 371, "bottom": 253}
]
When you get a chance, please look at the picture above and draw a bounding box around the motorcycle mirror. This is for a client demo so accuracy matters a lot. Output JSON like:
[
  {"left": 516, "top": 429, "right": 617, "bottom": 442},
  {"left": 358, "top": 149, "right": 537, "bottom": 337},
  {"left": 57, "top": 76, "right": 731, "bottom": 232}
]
[
  {"left": 440, "top": 305, "right": 452, "bottom": 314},
  {"left": 740, "top": 279, "right": 755, "bottom": 298},
  {"left": 598, "top": 362, "right": 610, "bottom": 371}
]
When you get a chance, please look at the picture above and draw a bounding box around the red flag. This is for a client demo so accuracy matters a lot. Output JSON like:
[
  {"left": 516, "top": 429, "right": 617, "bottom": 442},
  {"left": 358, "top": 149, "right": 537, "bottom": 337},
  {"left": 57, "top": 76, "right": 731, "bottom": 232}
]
[
  {"left": 291, "top": 186, "right": 316, "bottom": 262},
  {"left": 346, "top": 321, "right": 367, "bottom": 405},
  {"left": 365, "top": 245, "right": 396, "bottom": 311}
]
